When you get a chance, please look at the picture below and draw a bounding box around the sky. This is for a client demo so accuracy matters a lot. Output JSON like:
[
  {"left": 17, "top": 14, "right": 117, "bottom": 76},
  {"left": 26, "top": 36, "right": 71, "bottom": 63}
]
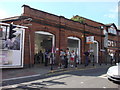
[{"left": 0, "top": 0, "right": 119, "bottom": 28}]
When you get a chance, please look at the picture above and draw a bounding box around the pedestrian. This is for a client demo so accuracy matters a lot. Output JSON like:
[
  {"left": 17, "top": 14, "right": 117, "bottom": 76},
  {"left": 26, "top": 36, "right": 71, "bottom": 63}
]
[
  {"left": 74, "top": 52, "right": 78, "bottom": 67},
  {"left": 66, "top": 48, "right": 71, "bottom": 65},
  {"left": 70, "top": 50, "right": 75, "bottom": 68},
  {"left": 38, "top": 50, "right": 44, "bottom": 64},
  {"left": 48, "top": 49, "right": 53, "bottom": 65},
  {"left": 64, "top": 48, "right": 70, "bottom": 68},
  {"left": 44, "top": 50, "right": 49, "bottom": 66},
  {"left": 59, "top": 49, "right": 65, "bottom": 68},
  {"left": 36, "top": 53, "right": 40, "bottom": 64},
  {"left": 34, "top": 53, "right": 38, "bottom": 64},
  {"left": 84, "top": 50, "right": 90, "bottom": 66}
]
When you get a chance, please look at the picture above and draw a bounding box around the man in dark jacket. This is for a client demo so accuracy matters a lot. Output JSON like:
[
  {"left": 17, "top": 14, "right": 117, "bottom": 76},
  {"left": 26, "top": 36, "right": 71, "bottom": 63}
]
[{"left": 84, "top": 51, "right": 89, "bottom": 66}]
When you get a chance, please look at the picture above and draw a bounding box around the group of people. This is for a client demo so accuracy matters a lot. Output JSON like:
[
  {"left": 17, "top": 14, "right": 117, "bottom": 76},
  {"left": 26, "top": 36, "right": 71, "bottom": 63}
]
[
  {"left": 34, "top": 48, "right": 79, "bottom": 68},
  {"left": 59, "top": 48, "right": 79, "bottom": 68},
  {"left": 34, "top": 49, "right": 55, "bottom": 66}
]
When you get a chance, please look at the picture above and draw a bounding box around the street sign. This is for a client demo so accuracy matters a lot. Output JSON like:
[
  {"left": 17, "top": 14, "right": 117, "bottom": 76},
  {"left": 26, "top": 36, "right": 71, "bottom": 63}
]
[
  {"left": 86, "top": 36, "right": 94, "bottom": 44},
  {"left": 104, "top": 32, "right": 108, "bottom": 48}
]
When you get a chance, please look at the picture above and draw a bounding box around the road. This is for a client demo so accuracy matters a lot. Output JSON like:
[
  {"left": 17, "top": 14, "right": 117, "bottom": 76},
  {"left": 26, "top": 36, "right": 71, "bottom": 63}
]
[{"left": 1, "top": 67, "right": 120, "bottom": 90}]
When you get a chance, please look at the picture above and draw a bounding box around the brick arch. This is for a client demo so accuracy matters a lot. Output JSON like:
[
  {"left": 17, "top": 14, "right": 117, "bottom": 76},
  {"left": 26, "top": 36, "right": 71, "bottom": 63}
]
[
  {"left": 34, "top": 28, "right": 57, "bottom": 37},
  {"left": 67, "top": 35, "right": 82, "bottom": 63},
  {"left": 66, "top": 35, "right": 82, "bottom": 41},
  {"left": 34, "top": 27, "right": 57, "bottom": 47}
]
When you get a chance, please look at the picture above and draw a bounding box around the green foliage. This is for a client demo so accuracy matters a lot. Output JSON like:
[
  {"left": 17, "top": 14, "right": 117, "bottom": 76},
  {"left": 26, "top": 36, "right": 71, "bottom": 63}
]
[{"left": 71, "top": 15, "right": 85, "bottom": 23}]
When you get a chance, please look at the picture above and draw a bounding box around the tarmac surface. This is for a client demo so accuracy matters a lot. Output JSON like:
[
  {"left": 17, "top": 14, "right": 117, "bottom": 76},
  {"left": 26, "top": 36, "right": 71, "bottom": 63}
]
[{"left": 2, "top": 63, "right": 112, "bottom": 82}]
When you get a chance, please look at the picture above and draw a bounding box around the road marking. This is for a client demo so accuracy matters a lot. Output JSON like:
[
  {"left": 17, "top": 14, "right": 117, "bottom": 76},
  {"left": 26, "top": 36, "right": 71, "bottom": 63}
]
[
  {"left": 46, "top": 67, "right": 97, "bottom": 76},
  {"left": 2, "top": 66, "right": 107, "bottom": 82},
  {"left": 2, "top": 74, "right": 41, "bottom": 82},
  {"left": 11, "top": 85, "right": 17, "bottom": 88},
  {"left": 103, "top": 87, "right": 106, "bottom": 88},
  {"left": 81, "top": 82, "right": 84, "bottom": 84},
  {"left": 98, "top": 74, "right": 107, "bottom": 79}
]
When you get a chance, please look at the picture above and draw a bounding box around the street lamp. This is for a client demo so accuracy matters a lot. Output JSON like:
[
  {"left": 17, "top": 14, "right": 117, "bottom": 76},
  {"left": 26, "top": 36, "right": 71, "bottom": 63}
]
[
  {"left": 100, "top": 26, "right": 104, "bottom": 66},
  {"left": 83, "top": 23, "right": 86, "bottom": 66},
  {"left": 103, "top": 27, "right": 108, "bottom": 65}
]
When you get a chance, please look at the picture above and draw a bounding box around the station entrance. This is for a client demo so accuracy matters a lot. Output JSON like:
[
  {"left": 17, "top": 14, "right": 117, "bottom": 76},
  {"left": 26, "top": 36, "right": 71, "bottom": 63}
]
[
  {"left": 89, "top": 41, "right": 99, "bottom": 63},
  {"left": 34, "top": 31, "right": 55, "bottom": 64},
  {"left": 67, "top": 37, "right": 81, "bottom": 63}
]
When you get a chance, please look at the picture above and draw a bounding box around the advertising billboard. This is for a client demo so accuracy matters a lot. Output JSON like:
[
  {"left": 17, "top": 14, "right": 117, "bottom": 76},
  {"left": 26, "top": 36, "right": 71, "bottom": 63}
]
[{"left": 0, "top": 23, "right": 26, "bottom": 68}]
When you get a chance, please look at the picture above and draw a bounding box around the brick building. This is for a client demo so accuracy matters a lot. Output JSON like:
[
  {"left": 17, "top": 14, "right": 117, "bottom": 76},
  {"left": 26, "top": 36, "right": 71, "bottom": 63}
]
[{"left": 1, "top": 5, "right": 120, "bottom": 68}]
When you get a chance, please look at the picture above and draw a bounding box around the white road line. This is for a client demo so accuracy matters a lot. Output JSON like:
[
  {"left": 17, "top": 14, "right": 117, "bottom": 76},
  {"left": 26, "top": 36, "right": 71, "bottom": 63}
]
[
  {"left": 103, "top": 87, "right": 107, "bottom": 88},
  {"left": 80, "top": 82, "right": 84, "bottom": 84},
  {"left": 98, "top": 74, "right": 107, "bottom": 79},
  {"left": 2, "top": 74, "right": 41, "bottom": 81}
]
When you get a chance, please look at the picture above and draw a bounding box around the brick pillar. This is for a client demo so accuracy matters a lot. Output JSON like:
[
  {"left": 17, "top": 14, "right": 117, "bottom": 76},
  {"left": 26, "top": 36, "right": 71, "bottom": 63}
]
[{"left": 59, "top": 29, "right": 67, "bottom": 50}]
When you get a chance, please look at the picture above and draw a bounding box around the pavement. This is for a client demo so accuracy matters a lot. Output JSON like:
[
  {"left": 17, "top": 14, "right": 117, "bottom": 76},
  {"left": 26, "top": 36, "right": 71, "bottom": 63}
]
[{"left": 2, "top": 63, "right": 112, "bottom": 81}]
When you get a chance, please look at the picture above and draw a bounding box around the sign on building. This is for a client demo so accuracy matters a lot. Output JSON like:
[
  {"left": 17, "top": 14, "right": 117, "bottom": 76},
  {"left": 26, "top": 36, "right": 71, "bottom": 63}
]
[
  {"left": 108, "top": 26, "right": 117, "bottom": 35},
  {"left": 86, "top": 36, "right": 94, "bottom": 44},
  {"left": 104, "top": 30, "right": 108, "bottom": 48}
]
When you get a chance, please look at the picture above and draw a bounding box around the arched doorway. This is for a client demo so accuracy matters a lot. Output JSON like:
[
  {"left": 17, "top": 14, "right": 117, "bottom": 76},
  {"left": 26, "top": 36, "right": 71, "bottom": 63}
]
[
  {"left": 89, "top": 41, "right": 99, "bottom": 63},
  {"left": 67, "top": 36, "right": 81, "bottom": 63},
  {"left": 34, "top": 31, "right": 55, "bottom": 64}
]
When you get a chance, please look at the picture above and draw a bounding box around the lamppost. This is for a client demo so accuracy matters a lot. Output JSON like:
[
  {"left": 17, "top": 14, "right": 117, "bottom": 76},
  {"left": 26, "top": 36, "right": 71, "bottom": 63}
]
[
  {"left": 83, "top": 23, "right": 86, "bottom": 66},
  {"left": 100, "top": 26, "right": 104, "bottom": 66}
]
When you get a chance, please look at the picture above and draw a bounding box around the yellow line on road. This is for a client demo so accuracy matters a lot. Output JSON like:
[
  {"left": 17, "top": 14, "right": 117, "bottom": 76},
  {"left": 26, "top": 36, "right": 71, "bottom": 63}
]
[{"left": 46, "top": 66, "right": 96, "bottom": 76}]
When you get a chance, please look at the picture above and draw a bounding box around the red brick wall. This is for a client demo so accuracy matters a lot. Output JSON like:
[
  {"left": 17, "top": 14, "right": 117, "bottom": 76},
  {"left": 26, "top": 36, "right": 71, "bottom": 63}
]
[
  {"left": 3, "top": 5, "right": 119, "bottom": 67},
  {"left": 20, "top": 5, "right": 106, "bottom": 66}
]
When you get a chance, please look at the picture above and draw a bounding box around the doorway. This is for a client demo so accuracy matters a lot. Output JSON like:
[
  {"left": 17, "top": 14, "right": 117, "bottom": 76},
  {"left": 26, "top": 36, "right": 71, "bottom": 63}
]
[
  {"left": 34, "top": 31, "right": 55, "bottom": 64},
  {"left": 67, "top": 37, "right": 81, "bottom": 63},
  {"left": 89, "top": 41, "right": 99, "bottom": 63}
]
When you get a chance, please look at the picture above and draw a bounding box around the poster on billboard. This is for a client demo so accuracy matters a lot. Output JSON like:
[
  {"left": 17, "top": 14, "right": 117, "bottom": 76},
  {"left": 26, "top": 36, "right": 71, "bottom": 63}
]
[{"left": 0, "top": 24, "right": 25, "bottom": 68}]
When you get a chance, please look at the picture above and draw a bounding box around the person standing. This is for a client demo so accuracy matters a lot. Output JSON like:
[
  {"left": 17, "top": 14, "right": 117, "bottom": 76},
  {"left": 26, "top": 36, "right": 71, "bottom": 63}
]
[
  {"left": 84, "top": 51, "right": 90, "bottom": 66},
  {"left": 38, "top": 50, "right": 43, "bottom": 64},
  {"left": 59, "top": 49, "right": 65, "bottom": 68},
  {"left": 44, "top": 50, "right": 49, "bottom": 66},
  {"left": 70, "top": 50, "right": 75, "bottom": 68},
  {"left": 74, "top": 52, "right": 78, "bottom": 67},
  {"left": 64, "top": 48, "right": 70, "bottom": 68}
]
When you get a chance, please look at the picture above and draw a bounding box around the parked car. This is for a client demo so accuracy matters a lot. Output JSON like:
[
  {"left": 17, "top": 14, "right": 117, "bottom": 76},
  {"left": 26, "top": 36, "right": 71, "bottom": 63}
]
[{"left": 107, "top": 63, "right": 120, "bottom": 83}]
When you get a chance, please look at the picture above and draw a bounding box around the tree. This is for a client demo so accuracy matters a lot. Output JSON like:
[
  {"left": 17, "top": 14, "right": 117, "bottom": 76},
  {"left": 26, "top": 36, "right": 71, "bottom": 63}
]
[{"left": 71, "top": 15, "right": 85, "bottom": 23}]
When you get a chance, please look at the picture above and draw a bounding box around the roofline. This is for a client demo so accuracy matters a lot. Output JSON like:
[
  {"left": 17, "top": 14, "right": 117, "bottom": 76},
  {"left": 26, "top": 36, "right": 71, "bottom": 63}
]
[
  {"left": 0, "top": 5, "right": 117, "bottom": 30},
  {"left": 0, "top": 16, "right": 21, "bottom": 22},
  {"left": 105, "top": 23, "right": 118, "bottom": 30},
  {"left": 22, "top": 5, "right": 105, "bottom": 25}
]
